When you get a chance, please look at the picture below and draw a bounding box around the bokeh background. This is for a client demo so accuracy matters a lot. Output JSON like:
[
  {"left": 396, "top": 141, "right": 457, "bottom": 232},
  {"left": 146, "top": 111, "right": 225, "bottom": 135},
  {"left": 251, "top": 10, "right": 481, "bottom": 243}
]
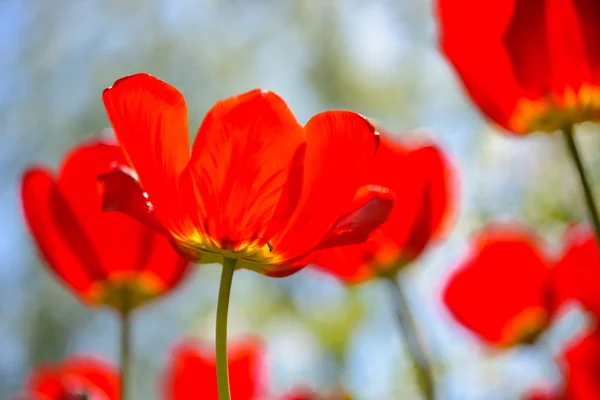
[{"left": 1, "top": 0, "right": 598, "bottom": 399}]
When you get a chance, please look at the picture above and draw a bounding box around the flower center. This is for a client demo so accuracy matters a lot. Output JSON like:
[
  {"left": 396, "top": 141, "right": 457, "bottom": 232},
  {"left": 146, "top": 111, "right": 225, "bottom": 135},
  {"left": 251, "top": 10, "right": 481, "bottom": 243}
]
[
  {"left": 88, "top": 272, "right": 164, "bottom": 312},
  {"left": 500, "top": 307, "right": 547, "bottom": 347},
  {"left": 172, "top": 229, "right": 275, "bottom": 265},
  {"left": 510, "top": 84, "right": 600, "bottom": 133}
]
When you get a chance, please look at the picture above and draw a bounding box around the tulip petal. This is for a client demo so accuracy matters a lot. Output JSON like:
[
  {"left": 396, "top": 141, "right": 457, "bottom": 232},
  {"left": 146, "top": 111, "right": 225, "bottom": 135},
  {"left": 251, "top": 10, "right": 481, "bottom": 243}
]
[
  {"left": 98, "top": 166, "right": 166, "bottom": 236},
  {"left": 437, "top": 0, "right": 525, "bottom": 130},
  {"left": 575, "top": 0, "right": 600, "bottom": 83},
  {"left": 504, "top": 0, "right": 552, "bottom": 94},
  {"left": 273, "top": 111, "right": 380, "bottom": 261},
  {"left": 551, "top": 225, "right": 600, "bottom": 318},
  {"left": 185, "top": 89, "right": 305, "bottom": 250},
  {"left": 443, "top": 224, "right": 552, "bottom": 346},
  {"left": 22, "top": 168, "right": 103, "bottom": 299},
  {"left": 103, "top": 73, "right": 190, "bottom": 229},
  {"left": 314, "top": 185, "right": 394, "bottom": 251}
]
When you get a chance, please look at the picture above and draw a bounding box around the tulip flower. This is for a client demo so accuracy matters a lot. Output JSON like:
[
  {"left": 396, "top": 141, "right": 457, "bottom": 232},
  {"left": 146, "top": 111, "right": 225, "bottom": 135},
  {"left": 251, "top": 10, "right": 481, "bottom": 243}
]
[
  {"left": 443, "top": 224, "right": 553, "bottom": 347},
  {"left": 22, "top": 141, "right": 190, "bottom": 313},
  {"left": 312, "top": 132, "right": 454, "bottom": 400},
  {"left": 99, "top": 73, "right": 393, "bottom": 277},
  {"left": 315, "top": 133, "right": 455, "bottom": 283},
  {"left": 437, "top": 0, "right": 600, "bottom": 252},
  {"left": 21, "top": 140, "right": 190, "bottom": 400},
  {"left": 99, "top": 73, "right": 394, "bottom": 400},
  {"left": 437, "top": 0, "right": 600, "bottom": 135},
  {"left": 18, "top": 355, "right": 119, "bottom": 400}
]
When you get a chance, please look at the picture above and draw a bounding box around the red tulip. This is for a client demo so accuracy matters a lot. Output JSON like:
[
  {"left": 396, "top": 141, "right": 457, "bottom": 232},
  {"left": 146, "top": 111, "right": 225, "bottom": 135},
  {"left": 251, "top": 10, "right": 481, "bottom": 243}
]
[
  {"left": 163, "top": 338, "right": 350, "bottom": 400},
  {"left": 163, "top": 338, "right": 265, "bottom": 400},
  {"left": 314, "top": 134, "right": 456, "bottom": 283},
  {"left": 437, "top": 0, "right": 600, "bottom": 134},
  {"left": 443, "top": 224, "right": 553, "bottom": 346},
  {"left": 19, "top": 355, "right": 119, "bottom": 400},
  {"left": 552, "top": 224, "right": 600, "bottom": 319},
  {"left": 99, "top": 73, "right": 393, "bottom": 277},
  {"left": 21, "top": 141, "right": 190, "bottom": 313}
]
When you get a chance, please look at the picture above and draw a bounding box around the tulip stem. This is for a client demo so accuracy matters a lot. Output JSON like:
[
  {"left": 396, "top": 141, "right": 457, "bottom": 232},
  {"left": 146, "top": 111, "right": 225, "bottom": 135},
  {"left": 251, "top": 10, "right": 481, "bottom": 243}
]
[
  {"left": 120, "top": 308, "right": 132, "bottom": 400},
  {"left": 563, "top": 125, "right": 600, "bottom": 250},
  {"left": 386, "top": 276, "right": 436, "bottom": 400},
  {"left": 216, "top": 257, "right": 236, "bottom": 400}
]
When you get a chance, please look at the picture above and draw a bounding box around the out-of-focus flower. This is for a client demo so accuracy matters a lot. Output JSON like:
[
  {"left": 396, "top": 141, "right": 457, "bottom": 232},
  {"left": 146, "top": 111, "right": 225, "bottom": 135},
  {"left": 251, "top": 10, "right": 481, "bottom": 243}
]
[
  {"left": 100, "top": 73, "right": 394, "bottom": 277},
  {"left": 163, "top": 338, "right": 265, "bottom": 400},
  {"left": 21, "top": 141, "right": 190, "bottom": 313},
  {"left": 552, "top": 225, "right": 600, "bottom": 319},
  {"left": 437, "top": 0, "right": 600, "bottom": 134},
  {"left": 314, "top": 133, "right": 456, "bottom": 283},
  {"left": 443, "top": 224, "right": 553, "bottom": 347},
  {"left": 18, "top": 355, "right": 119, "bottom": 400},
  {"left": 163, "top": 338, "right": 348, "bottom": 400}
]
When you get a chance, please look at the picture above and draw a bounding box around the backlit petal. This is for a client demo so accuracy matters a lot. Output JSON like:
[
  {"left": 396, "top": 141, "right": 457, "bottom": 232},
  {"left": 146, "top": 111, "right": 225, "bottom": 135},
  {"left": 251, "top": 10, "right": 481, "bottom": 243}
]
[
  {"left": 551, "top": 224, "right": 600, "bottom": 318},
  {"left": 184, "top": 89, "right": 305, "bottom": 251},
  {"left": 273, "top": 111, "right": 380, "bottom": 261},
  {"left": 574, "top": 0, "right": 600, "bottom": 84},
  {"left": 437, "top": 0, "right": 525, "bottom": 130},
  {"left": 22, "top": 168, "right": 103, "bottom": 300},
  {"left": 103, "top": 73, "right": 190, "bottom": 230}
]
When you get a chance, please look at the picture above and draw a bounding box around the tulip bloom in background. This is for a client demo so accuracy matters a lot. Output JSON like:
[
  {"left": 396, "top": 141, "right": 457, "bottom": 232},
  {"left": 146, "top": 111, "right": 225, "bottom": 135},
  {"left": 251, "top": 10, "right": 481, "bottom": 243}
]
[
  {"left": 16, "top": 355, "right": 119, "bottom": 400},
  {"left": 163, "top": 338, "right": 348, "bottom": 400},
  {"left": 164, "top": 338, "right": 265, "bottom": 400},
  {"left": 315, "top": 133, "right": 455, "bottom": 283},
  {"left": 437, "top": 0, "right": 600, "bottom": 250},
  {"left": 443, "top": 224, "right": 553, "bottom": 347},
  {"left": 99, "top": 73, "right": 394, "bottom": 400},
  {"left": 21, "top": 141, "right": 190, "bottom": 400},
  {"left": 314, "top": 132, "right": 455, "bottom": 400}
]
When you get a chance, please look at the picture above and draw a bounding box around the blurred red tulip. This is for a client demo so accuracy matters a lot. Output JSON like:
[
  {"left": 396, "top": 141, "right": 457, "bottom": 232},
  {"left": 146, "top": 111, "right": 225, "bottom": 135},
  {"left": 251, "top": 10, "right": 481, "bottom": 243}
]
[
  {"left": 163, "top": 338, "right": 265, "bottom": 400},
  {"left": 20, "top": 355, "right": 119, "bottom": 400},
  {"left": 163, "top": 339, "right": 348, "bottom": 400},
  {"left": 443, "top": 224, "right": 553, "bottom": 346},
  {"left": 21, "top": 141, "right": 190, "bottom": 313},
  {"left": 437, "top": 0, "right": 600, "bottom": 134},
  {"left": 552, "top": 225, "right": 600, "bottom": 319},
  {"left": 314, "top": 133, "right": 456, "bottom": 283},
  {"left": 99, "top": 73, "right": 394, "bottom": 277}
]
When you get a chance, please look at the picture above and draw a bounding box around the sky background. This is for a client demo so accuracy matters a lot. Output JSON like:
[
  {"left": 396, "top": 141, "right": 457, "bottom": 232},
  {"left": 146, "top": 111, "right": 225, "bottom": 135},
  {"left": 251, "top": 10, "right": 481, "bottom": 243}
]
[{"left": 1, "top": 0, "right": 598, "bottom": 399}]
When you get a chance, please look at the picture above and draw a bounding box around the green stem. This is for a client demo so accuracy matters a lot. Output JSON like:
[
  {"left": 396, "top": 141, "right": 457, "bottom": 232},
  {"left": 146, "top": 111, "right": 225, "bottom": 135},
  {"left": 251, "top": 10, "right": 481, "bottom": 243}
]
[
  {"left": 120, "top": 309, "right": 132, "bottom": 400},
  {"left": 386, "top": 276, "right": 435, "bottom": 400},
  {"left": 216, "top": 257, "right": 236, "bottom": 400},
  {"left": 563, "top": 125, "right": 600, "bottom": 250}
]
